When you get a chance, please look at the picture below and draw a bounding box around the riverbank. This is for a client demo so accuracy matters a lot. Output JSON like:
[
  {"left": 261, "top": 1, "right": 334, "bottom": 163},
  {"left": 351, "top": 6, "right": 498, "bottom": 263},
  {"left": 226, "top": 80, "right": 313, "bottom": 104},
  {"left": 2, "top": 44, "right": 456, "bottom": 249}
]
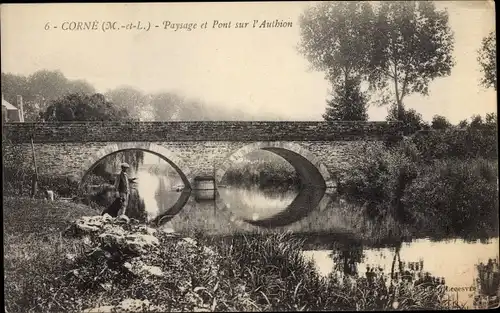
[
  {"left": 338, "top": 139, "right": 498, "bottom": 239},
  {"left": 4, "top": 196, "right": 467, "bottom": 312}
]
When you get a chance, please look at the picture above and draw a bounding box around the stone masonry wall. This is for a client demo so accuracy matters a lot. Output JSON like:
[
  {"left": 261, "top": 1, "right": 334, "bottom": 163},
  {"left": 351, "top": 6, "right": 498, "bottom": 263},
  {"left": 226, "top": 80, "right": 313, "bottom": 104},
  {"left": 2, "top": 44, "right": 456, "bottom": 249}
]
[
  {"left": 3, "top": 122, "right": 400, "bottom": 189},
  {"left": 3, "top": 121, "right": 401, "bottom": 143},
  {"left": 3, "top": 140, "right": 382, "bottom": 188}
]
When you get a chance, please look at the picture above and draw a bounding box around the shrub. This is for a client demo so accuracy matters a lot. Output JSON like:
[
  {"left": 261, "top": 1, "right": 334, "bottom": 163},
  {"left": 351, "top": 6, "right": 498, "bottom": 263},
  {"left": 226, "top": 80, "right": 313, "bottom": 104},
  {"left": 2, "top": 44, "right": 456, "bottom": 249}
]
[
  {"left": 338, "top": 136, "right": 499, "bottom": 239},
  {"left": 222, "top": 160, "right": 299, "bottom": 188},
  {"left": 411, "top": 128, "right": 498, "bottom": 161},
  {"left": 84, "top": 174, "right": 110, "bottom": 185},
  {"left": 339, "top": 140, "right": 419, "bottom": 220},
  {"left": 37, "top": 175, "right": 81, "bottom": 198},
  {"left": 3, "top": 167, "right": 81, "bottom": 198},
  {"left": 402, "top": 158, "right": 499, "bottom": 238}
]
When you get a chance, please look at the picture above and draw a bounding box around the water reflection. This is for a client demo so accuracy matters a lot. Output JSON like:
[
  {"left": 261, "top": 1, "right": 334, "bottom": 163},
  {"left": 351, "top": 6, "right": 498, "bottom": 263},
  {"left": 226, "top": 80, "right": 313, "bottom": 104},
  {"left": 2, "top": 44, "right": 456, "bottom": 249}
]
[
  {"left": 303, "top": 238, "right": 499, "bottom": 309},
  {"left": 330, "top": 241, "right": 365, "bottom": 277},
  {"left": 217, "top": 186, "right": 298, "bottom": 221},
  {"left": 83, "top": 148, "right": 332, "bottom": 229},
  {"left": 475, "top": 257, "right": 500, "bottom": 309},
  {"left": 83, "top": 152, "right": 186, "bottom": 223},
  {"left": 131, "top": 166, "right": 191, "bottom": 225},
  {"left": 150, "top": 190, "right": 190, "bottom": 226}
]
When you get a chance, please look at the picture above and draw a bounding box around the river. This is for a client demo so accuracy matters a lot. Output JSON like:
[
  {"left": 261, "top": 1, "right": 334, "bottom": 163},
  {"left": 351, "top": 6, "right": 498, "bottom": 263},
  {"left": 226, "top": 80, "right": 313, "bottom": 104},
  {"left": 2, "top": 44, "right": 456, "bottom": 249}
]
[{"left": 90, "top": 163, "right": 499, "bottom": 309}]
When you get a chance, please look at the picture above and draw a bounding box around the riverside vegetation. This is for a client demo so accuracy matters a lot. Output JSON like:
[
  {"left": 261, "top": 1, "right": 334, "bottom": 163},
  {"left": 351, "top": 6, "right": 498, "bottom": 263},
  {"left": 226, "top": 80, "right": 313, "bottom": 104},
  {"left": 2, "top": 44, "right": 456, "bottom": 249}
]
[{"left": 4, "top": 197, "right": 468, "bottom": 312}]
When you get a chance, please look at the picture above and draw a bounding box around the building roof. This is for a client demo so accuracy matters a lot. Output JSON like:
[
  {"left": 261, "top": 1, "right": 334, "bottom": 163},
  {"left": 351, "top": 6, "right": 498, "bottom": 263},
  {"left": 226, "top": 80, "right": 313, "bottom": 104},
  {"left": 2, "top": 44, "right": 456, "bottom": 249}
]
[{"left": 2, "top": 97, "right": 19, "bottom": 111}]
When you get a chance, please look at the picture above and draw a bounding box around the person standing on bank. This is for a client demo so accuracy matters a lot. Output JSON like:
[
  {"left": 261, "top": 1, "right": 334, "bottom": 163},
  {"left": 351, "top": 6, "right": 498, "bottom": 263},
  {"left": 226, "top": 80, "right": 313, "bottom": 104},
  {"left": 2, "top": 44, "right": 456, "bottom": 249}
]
[{"left": 115, "top": 162, "right": 130, "bottom": 216}]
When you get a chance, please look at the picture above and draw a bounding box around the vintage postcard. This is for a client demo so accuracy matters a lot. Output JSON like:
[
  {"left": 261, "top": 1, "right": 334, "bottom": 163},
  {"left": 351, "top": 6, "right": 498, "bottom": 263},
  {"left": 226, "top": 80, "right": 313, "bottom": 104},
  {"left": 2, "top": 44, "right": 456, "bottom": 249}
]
[{"left": 2, "top": 1, "right": 498, "bottom": 311}]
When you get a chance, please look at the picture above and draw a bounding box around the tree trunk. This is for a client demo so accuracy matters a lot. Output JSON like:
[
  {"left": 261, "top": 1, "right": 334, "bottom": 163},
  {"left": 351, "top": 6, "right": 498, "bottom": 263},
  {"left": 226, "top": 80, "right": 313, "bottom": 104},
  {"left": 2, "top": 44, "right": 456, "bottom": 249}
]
[
  {"left": 389, "top": 57, "right": 403, "bottom": 121},
  {"left": 31, "top": 137, "right": 39, "bottom": 198},
  {"left": 393, "top": 68, "right": 403, "bottom": 121}
]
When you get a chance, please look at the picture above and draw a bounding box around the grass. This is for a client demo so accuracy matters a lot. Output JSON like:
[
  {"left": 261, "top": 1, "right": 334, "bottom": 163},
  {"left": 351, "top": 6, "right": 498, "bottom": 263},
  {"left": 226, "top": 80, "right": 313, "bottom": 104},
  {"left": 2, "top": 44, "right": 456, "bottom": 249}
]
[
  {"left": 200, "top": 233, "right": 465, "bottom": 311},
  {"left": 3, "top": 197, "right": 99, "bottom": 313},
  {"left": 4, "top": 196, "right": 468, "bottom": 312},
  {"left": 3, "top": 197, "right": 100, "bottom": 235}
]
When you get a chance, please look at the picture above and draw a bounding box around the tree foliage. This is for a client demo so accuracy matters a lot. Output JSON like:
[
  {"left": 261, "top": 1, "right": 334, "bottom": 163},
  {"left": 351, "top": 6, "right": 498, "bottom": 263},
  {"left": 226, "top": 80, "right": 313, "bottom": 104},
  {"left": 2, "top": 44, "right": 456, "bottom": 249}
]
[
  {"left": 485, "top": 112, "right": 497, "bottom": 126},
  {"left": 323, "top": 77, "right": 368, "bottom": 121},
  {"left": 299, "top": 1, "right": 455, "bottom": 121},
  {"left": 298, "top": 1, "right": 375, "bottom": 85},
  {"left": 2, "top": 69, "right": 277, "bottom": 122},
  {"left": 386, "top": 104, "right": 427, "bottom": 135},
  {"left": 369, "top": 1, "right": 455, "bottom": 118},
  {"left": 299, "top": 1, "right": 374, "bottom": 121},
  {"left": 478, "top": 31, "right": 497, "bottom": 90},
  {"left": 457, "top": 119, "right": 469, "bottom": 129},
  {"left": 430, "top": 115, "right": 451, "bottom": 130},
  {"left": 469, "top": 113, "right": 497, "bottom": 129},
  {"left": 1, "top": 70, "right": 96, "bottom": 121},
  {"left": 104, "top": 86, "right": 147, "bottom": 120},
  {"left": 40, "top": 93, "right": 129, "bottom": 122},
  {"left": 150, "top": 92, "right": 184, "bottom": 121},
  {"left": 457, "top": 113, "right": 496, "bottom": 130}
]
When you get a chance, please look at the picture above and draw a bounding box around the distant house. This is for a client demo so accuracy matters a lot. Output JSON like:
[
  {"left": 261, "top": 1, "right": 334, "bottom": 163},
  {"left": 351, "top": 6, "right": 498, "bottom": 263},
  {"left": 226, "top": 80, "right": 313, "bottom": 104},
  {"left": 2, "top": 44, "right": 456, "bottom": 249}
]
[{"left": 2, "top": 95, "right": 24, "bottom": 122}]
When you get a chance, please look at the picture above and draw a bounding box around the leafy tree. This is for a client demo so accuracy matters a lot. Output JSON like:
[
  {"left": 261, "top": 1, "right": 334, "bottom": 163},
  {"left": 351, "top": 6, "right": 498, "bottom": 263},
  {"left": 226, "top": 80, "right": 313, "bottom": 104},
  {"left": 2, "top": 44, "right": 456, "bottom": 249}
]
[
  {"left": 470, "top": 114, "right": 484, "bottom": 129},
  {"left": 478, "top": 31, "right": 496, "bottom": 90},
  {"left": 105, "top": 86, "right": 147, "bottom": 120},
  {"left": 68, "top": 79, "right": 96, "bottom": 95},
  {"left": 1, "top": 73, "right": 38, "bottom": 121},
  {"left": 386, "top": 104, "right": 426, "bottom": 135},
  {"left": 298, "top": 1, "right": 375, "bottom": 85},
  {"left": 1, "top": 70, "right": 96, "bottom": 121},
  {"left": 458, "top": 113, "right": 497, "bottom": 129},
  {"left": 457, "top": 119, "right": 470, "bottom": 129},
  {"left": 323, "top": 77, "right": 368, "bottom": 121},
  {"left": 431, "top": 115, "right": 451, "bottom": 130},
  {"left": 177, "top": 99, "right": 210, "bottom": 120},
  {"left": 298, "top": 2, "right": 374, "bottom": 121},
  {"left": 369, "top": 1, "right": 455, "bottom": 119},
  {"left": 40, "top": 93, "right": 129, "bottom": 121},
  {"left": 298, "top": 2, "right": 455, "bottom": 121},
  {"left": 26, "top": 70, "right": 70, "bottom": 101},
  {"left": 150, "top": 92, "right": 184, "bottom": 121},
  {"left": 468, "top": 113, "right": 497, "bottom": 129},
  {"left": 1, "top": 73, "right": 29, "bottom": 102},
  {"left": 485, "top": 112, "right": 497, "bottom": 126}
]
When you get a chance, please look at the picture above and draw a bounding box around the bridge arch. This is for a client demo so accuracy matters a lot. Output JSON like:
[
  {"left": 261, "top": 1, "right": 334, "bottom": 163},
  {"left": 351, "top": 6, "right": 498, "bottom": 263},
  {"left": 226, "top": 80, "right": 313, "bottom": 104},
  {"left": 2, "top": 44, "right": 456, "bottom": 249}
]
[
  {"left": 215, "top": 141, "right": 334, "bottom": 189},
  {"left": 78, "top": 142, "right": 193, "bottom": 190}
]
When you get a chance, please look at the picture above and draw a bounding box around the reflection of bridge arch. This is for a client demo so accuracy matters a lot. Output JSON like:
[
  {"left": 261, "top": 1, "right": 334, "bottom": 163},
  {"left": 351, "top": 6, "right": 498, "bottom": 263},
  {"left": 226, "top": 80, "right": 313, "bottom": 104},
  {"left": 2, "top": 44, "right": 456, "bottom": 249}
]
[
  {"left": 78, "top": 142, "right": 193, "bottom": 191},
  {"left": 214, "top": 187, "right": 333, "bottom": 228},
  {"left": 148, "top": 190, "right": 192, "bottom": 227},
  {"left": 215, "top": 142, "right": 334, "bottom": 189}
]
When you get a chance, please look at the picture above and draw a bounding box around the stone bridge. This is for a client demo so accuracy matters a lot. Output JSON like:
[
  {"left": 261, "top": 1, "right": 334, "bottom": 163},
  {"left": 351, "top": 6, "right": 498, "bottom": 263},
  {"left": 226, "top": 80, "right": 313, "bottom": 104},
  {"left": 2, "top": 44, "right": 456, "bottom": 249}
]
[{"left": 3, "top": 121, "right": 402, "bottom": 191}]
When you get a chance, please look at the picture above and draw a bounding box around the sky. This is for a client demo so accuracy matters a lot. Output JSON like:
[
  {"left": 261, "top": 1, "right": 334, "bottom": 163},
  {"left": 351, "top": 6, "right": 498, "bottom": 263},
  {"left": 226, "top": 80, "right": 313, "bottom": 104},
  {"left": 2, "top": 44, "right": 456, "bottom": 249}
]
[{"left": 0, "top": 1, "right": 496, "bottom": 123}]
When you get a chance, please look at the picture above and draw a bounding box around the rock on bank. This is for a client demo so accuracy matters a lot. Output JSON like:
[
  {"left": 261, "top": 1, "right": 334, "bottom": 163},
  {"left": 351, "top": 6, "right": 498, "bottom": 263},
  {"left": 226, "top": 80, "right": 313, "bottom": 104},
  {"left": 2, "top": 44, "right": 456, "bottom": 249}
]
[{"left": 62, "top": 214, "right": 250, "bottom": 312}]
